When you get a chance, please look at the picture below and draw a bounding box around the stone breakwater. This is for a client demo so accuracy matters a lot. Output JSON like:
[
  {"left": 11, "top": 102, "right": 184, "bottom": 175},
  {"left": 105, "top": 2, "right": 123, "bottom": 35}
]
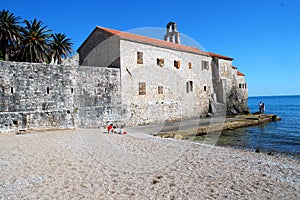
[
  {"left": 152, "top": 114, "right": 280, "bottom": 139},
  {"left": 0, "top": 129, "right": 299, "bottom": 199}
]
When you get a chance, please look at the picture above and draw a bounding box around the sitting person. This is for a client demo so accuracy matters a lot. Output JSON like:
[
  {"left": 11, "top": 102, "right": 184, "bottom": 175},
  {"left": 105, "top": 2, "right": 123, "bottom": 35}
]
[
  {"left": 107, "top": 123, "right": 114, "bottom": 134},
  {"left": 118, "top": 125, "right": 124, "bottom": 134},
  {"left": 118, "top": 125, "right": 127, "bottom": 135}
]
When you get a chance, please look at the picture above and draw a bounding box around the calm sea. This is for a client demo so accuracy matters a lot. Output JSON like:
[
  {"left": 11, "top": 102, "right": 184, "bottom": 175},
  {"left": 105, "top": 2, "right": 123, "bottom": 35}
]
[{"left": 193, "top": 95, "right": 300, "bottom": 158}]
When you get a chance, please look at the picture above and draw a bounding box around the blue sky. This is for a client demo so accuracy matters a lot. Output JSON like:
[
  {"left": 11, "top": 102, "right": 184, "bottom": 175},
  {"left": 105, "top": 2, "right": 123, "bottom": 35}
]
[{"left": 2, "top": 0, "right": 300, "bottom": 96}]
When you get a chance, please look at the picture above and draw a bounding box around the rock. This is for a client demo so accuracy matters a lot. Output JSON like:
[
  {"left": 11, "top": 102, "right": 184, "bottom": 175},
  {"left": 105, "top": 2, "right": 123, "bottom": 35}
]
[
  {"left": 174, "top": 134, "right": 183, "bottom": 140},
  {"left": 267, "top": 152, "right": 274, "bottom": 156}
]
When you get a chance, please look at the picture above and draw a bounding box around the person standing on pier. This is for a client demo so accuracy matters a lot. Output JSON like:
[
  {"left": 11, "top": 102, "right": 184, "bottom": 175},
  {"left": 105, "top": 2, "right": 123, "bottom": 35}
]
[
  {"left": 261, "top": 103, "right": 265, "bottom": 114},
  {"left": 259, "top": 102, "right": 263, "bottom": 114}
]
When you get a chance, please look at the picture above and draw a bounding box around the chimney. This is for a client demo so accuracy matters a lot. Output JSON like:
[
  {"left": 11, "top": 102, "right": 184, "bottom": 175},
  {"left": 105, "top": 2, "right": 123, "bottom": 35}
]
[{"left": 164, "top": 22, "right": 180, "bottom": 44}]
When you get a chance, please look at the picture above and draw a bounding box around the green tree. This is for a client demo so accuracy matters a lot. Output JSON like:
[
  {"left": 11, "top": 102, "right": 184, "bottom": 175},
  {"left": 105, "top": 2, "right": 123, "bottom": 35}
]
[
  {"left": 0, "top": 9, "right": 22, "bottom": 61},
  {"left": 50, "top": 33, "right": 73, "bottom": 64},
  {"left": 20, "top": 18, "right": 51, "bottom": 63}
]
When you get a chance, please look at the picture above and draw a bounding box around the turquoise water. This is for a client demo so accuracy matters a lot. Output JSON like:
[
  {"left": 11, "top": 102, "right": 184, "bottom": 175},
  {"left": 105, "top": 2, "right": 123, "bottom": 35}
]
[{"left": 193, "top": 95, "right": 300, "bottom": 157}]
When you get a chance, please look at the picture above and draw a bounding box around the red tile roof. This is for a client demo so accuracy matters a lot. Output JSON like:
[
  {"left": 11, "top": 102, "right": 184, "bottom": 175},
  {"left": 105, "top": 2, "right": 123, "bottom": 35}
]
[
  {"left": 97, "top": 26, "right": 234, "bottom": 61},
  {"left": 237, "top": 71, "right": 245, "bottom": 76},
  {"left": 207, "top": 52, "right": 234, "bottom": 60}
]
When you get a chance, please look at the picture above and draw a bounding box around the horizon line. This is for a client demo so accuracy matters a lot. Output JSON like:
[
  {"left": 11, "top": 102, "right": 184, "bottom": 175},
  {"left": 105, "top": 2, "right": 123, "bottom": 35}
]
[{"left": 249, "top": 94, "right": 300, "bottom": 98}]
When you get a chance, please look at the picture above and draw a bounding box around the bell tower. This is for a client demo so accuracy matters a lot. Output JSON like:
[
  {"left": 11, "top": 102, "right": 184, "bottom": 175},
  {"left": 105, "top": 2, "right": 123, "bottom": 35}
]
[{"left": 164, "top": 22, "right": 180, "bottom": 44}]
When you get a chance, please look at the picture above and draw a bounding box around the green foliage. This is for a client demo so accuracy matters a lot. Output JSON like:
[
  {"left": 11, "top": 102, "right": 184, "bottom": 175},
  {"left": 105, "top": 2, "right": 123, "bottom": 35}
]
[
  {"left": 0, "top": 9, "right": 22, "bottom": 61},
  {"left": 50, "top": 33, "right": 73, "bottom": 64},
  {"left": 0, "top": 9, "right": 73, "bottom": 63},
  {"left": 19, "top": 19, "right": 52, "bottom": 63}
]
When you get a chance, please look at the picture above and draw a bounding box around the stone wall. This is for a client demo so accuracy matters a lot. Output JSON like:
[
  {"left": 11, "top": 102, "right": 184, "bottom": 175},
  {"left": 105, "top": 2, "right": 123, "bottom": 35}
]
[
  {"left": 210, "top": 58, "right": 249, "bottom": 115},
  {"left": 78, "top": 28, "right": 120, "bottom": 67},
  {"left": 0, "top": 44, "right": 248, "bottom": 132},
  {"left": 0, "top": 61, "right": 122, "bottom": 132},
  {"left": 217, "top": 60, "right": 249, "bottom": 115},
  {"left": 74, "top": 66, "right": 122, "bottom": 128},
  {"left": 0, "top": 61, "right": 75, "bottom": 132},
  {"left": 119, "top": 40, "right": 212, "bottom": 125}
]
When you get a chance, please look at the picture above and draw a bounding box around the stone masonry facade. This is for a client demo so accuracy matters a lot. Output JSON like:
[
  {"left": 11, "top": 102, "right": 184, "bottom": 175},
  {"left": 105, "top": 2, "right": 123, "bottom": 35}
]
[
  {"left": 77, "top": 23, "right": 248, "bottom": 126},
  {"left": 0, "top": 23, "right": 248, "bottom": 132},
  {"left": 0, "top": 61, "right": 122, "bottom": 132}
]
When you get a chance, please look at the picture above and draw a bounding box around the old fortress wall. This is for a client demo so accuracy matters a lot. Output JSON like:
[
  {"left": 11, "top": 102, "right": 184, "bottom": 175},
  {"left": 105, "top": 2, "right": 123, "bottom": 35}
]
[
  {"left": 0, "top": 61, "right": 122, "bottom": 133},
  {"left": 0, "top": 23, "right": 248, "bottom": 133},
  {"left": 0, "top": 59, "right": 247, "bottom": 133},
  {"left": 0, "top": 57, "right": 247, "bottom": 133}
]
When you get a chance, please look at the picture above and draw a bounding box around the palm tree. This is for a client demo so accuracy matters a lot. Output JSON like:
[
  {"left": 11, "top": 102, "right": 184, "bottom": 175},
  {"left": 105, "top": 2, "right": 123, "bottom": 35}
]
[
  {"left": 20, "top": 18, "right": 51, "bottom": 63},
  {"left": 50, "top": 33, "right": 73, "bottom": 64},
  {"left": 0, "top": 9, "right": 22, "bottom": 61}
]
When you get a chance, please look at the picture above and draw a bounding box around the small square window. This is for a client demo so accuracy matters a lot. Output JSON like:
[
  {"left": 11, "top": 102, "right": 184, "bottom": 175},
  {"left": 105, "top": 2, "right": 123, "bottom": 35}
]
[
  {"left": 137, "top": 51, "right": 143, "bottom": 64},
  {"left": 139, "top": 82, "right": 146, "bottom": 95},
  {"left": 157, "top": 58, "right": 164, "bottom": 67},
  {"left": 174, "top": 60, "right": 180, "bottom": 69},
  {"left": 158, "top": 86, "right": 163, "bottom": 94}
]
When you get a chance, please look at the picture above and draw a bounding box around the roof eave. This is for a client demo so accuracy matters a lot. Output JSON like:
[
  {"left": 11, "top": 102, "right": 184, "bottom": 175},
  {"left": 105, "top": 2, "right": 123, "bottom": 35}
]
[{"left": 120, "top": 37, "right": 210, "bottom": 57}]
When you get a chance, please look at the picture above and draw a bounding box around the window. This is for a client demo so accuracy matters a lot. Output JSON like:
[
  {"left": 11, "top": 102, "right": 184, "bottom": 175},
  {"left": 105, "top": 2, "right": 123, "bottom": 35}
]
[
  {"left": 71, "top": 88, "right": 74, "bottom": 94},
  {"left": 245, "top": 83, "right": 247, "bottom": 89},
  {"left": 239, "top": 84, "right": 242, "bottom": 88},
  {"left": 174, "top": 60, "right": 180, "bottom": 69},
  {"left": 204, "top": 86, "right": 207, "bottom": 92},
  {"left": 10, "top": 87, "right": 14, "bottom": 94},
  {"left": 137, "top": 51, "right": 143, "bottom": 64},
  {"left": 157, "top": 58, "right": 164, "bottom": 67},
  {"left": 188, "top": 62, "right": 192, "bottom": 69},
  {"left": 139, "top": 82, "right": 146, "bottom": 95},
  {"left": 158, "top": 86, "right": 163, "bottom": 94},
  {"left": 202, "top": 60, "right": 209, "bottom": 70},
  {"left": 186, "top": 81, "right": 193, "bottom": 93},
  {"left": 47, "top": 87, "right": 50, "bottom": 94}
]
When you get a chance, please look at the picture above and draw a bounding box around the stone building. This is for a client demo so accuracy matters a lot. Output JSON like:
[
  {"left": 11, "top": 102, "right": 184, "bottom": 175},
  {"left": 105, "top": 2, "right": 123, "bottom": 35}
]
[
  {"left": 77, "top": 22, "right": 248, "bottom": 126},
  {"left": 0, "top": 22, "right": 248, "bottom": 132}
]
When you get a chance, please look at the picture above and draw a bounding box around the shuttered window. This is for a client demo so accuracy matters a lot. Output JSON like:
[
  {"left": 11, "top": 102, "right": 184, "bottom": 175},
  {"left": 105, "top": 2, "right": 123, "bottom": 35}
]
[
  {"left": 186, "top": 81, "right": 193, "bottom": 93},
  {"left": 202, "top": 60, "right": 209, "bottom": 70},
  {"left": 188, "top": 62, "right": 192, "bottom": 69},
  {"left": 158, "top": 86, "right": 163, "bottom": 94},
  {"left": 174, "top": 60, "right": 181, "bottom": 69},
  {"left": 157, "top": 58, "right": 164, "bottom": 67},
  {"left": 139, "top": 82, "right": 146, "bottom": 95},
  {"left": 137, "top": 51, "right": 143, "bottom": 64}
]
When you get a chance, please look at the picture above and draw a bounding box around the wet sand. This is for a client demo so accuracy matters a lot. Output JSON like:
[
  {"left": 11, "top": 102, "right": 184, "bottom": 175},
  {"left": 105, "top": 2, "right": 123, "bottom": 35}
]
[{"left": 0, "top": 129, "right": 299, "bottom": 199}]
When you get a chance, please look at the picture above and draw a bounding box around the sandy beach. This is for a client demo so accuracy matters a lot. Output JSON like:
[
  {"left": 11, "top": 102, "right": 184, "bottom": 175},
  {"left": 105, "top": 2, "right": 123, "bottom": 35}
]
[{"left": 0, "top": 128, "right": 299, "bottom": 199}]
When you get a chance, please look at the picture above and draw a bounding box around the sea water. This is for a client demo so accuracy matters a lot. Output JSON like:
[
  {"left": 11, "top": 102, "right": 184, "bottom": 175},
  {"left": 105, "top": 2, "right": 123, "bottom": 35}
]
[{"left": 192, "top": 95, "right": 300, "bottom": 157}]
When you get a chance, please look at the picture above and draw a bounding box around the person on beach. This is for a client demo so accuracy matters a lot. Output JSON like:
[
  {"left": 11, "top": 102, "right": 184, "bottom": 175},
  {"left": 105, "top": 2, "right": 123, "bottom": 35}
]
[
  {"left": 107, "top": 123, "right": 114, "bottom": 134},
  {"left": 119, "top": 125, "right": 128, "bottom": 134},
  {"left": 118, "top": 125, "right": 124, "bottom": 134}
]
